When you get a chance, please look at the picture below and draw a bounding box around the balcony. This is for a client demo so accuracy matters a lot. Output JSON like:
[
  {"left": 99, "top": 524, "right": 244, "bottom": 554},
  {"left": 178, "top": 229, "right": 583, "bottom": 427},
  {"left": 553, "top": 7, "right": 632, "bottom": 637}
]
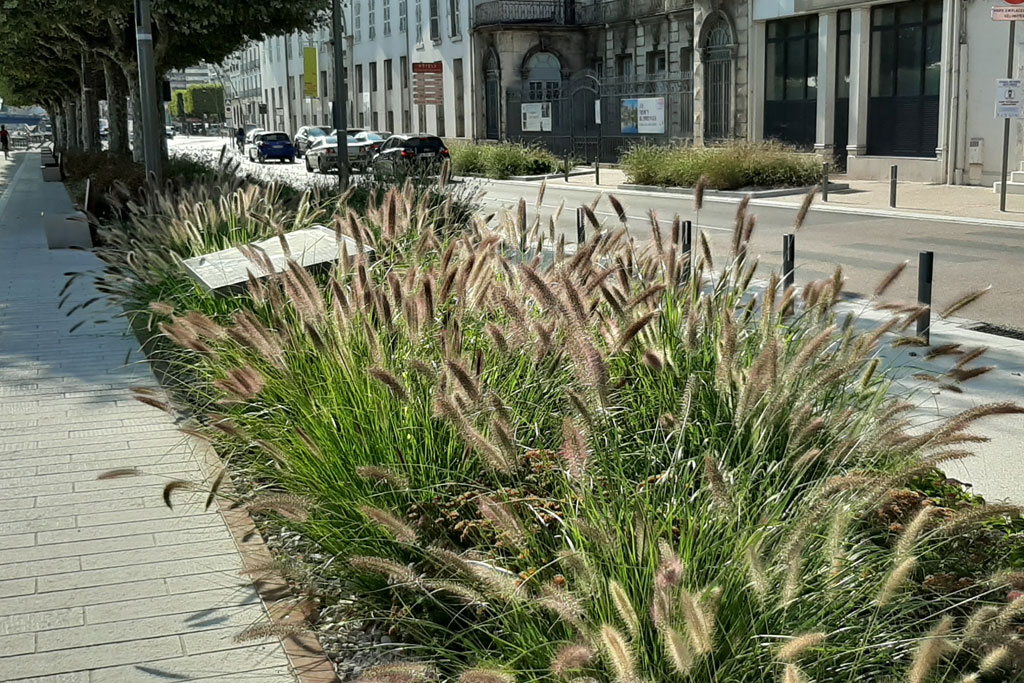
[
  {"left": 474, "top": 0, "right": 595, "bottom": 28},
  {"left": 595, "top": 0, "right": 693, "bottom": 23},
  {"left": 473, "top": 0, "right": 693, "bottom": 29}
]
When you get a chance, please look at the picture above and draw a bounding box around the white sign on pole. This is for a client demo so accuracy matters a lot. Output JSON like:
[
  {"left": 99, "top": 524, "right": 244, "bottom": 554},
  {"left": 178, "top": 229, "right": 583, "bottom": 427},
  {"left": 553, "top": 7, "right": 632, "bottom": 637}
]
[
  {"left": 996, "top": 78, "right": 1023, "bottom": 118},
  {"left": 993, "top": 6, "right": 1024, "bottom": 20},
  {"left": 521, "top": 102, "right": 551, "bottom": 132},
  {"left": 595, "top": 99, "right": 601, "bottom": 125}
]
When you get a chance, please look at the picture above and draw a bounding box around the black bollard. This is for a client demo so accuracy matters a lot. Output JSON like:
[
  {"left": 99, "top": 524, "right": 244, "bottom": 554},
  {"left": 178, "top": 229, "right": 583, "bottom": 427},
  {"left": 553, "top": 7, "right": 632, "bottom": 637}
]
[
  {"left": 576, "top": 207, "right": 586, "bottom": 245},
  {"left": 890, "top": 165, "right": 898, "bottom": 208},
  {"left": 783, "top": 234, "right": 795, "bottom": 292},
  {"left": 822, "top": 162, "right": 830, "bottom": 202},
  {"left": 917, "top": 251, "right": 934, "bottom": 343}
]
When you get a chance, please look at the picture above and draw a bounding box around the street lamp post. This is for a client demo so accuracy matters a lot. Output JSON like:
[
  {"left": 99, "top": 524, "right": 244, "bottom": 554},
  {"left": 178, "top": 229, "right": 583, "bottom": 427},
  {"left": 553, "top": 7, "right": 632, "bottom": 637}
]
[
  {"left": 332, "top": 0, "right": 350, "bottom": 188},
  {"left": 134, "top": 0, "right": 162, "bottom": 180}
]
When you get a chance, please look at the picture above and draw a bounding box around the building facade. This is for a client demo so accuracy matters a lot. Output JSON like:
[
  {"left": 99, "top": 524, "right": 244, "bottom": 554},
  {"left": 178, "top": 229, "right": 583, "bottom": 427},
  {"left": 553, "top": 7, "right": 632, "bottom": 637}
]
[
  {"left": 217, "top": 0, "right": 1021, "bottom": 184},
  {"left": 750, "top": 0, "right": 1021, "bottom": 184},
  {"left": 223, "top": 45, "right": 264, "bottom": 129}
]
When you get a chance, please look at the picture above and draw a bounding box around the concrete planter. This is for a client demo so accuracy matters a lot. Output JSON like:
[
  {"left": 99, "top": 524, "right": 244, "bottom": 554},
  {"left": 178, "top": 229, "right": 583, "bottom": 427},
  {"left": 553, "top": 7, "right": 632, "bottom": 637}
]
[
  {"left": 41, "top": 165, "right": 63, "bottom": 182},
  {"left": 618, "top": 182, "right": 850, "bottom": 199},
  {"left": 43, "top": 211, "right": 92, "bottom": 249}
]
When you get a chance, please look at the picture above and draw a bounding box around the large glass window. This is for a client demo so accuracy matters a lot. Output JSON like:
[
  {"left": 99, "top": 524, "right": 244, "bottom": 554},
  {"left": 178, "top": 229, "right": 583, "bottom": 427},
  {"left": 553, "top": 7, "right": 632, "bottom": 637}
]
[
  {"left": 526, "top": 52, "right": 561, "bottom": 101},
  {"left": 868, "top": 0, "right": 942, "bottom": 156},
  {"left": 764, "top": 15, "right": 818, "bottom": 148}
]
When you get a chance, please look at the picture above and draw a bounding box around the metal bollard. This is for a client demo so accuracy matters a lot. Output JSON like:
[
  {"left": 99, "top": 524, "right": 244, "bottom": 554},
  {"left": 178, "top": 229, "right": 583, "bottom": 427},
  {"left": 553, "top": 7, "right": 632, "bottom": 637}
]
[
  {"left": 822, "top": 162, "right": 830, "bottom": 202},
  {"left": 917, "top": 250, "right": 934, "bottom": 343},
  {"left": 595, "top": 160, "right": 600, "bottom": 186},
  {"left": 564, "top": 151, "right": 570, "bottom": 182},
  {"left": 681, "top": 219, "right": 693, "bottom": 282},
  {"left": 890, "top": 165, "right": 898, "bottom": 208},
  {"left": 576, "top": 207, "right": 586, "bottom": 245},
  {"left": 783, "top": 233, "right": 796, "bottom": 292}
]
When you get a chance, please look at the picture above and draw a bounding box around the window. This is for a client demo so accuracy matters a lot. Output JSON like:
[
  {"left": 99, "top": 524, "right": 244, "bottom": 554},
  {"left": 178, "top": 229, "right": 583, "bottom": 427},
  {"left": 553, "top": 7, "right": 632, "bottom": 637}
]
[
  {"left": 385, "top": 59, "right": 394, "bottom": 90},
  {"left": 399, "top": 0, "right": 408, "bottom": 32},
  {"left": 321, "top": 71, "right": 329, "bottom": 99},
  {"left": 837, "top": 11, "right": 851, "bottom": 100},
  {"left": 616, "top": 54, "right": 633, "bottom": 81},
  {"left": 764, "top": 15, "right": 818, "bottom": 148},
  {"left": 403, "top": 109, "right": 411, "bottom": 132},
  {"left": 387, "top": 110, "right": 395, "bottom": 132},
  {"left": 646, "top": 51, "right": 666, "bottom": 77},
  {"left": 356, "top": 64, "right": 364, "bottom": 95},
  {"left": 453, "top": 58, "right": 465, "bottom": 137},
  {"left": 525, "top": 51, "right": 561, "bottom": 100},
  {"left": 679, "top": 48, "right": 693, "bottom": 75},
  {"left": 355, "top": 1, "right": 362, "bottom": 42},
  {"left": 415, "top": 0, "right": 423, "bottom": 43},
  {"left": 429, "top": 0, "right": 440, "bottom": 41},
  {"left": 868, "top": 0, "right": 942, "bottom": 156},
  {"left": 369, "top": 0, "right": 376, "bottom": 40},
  {"left": 384, "top": 0, "right": 392, "bottom": 35},
  {"left": 435, "top": 104, "right": 446, "bottom": 136},
  {"left": 370, "top": 62, "right": 378, "bottom": 92},
  {"left": 449, "top": 0, "right": 460, "bottom": 36},
  {"left": 373, "top": 112, "right": 380, "bottom": 129},
  {"left": 401, "top": 56, "right": 409, "bottom": 88}
]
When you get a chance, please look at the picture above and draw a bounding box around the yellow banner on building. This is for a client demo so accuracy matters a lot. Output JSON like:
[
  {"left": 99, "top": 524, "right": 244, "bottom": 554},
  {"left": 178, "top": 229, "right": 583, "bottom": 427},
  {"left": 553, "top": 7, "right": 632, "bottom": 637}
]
[{"left": 303, "top": 47, "right": 319, "bottom": 98}]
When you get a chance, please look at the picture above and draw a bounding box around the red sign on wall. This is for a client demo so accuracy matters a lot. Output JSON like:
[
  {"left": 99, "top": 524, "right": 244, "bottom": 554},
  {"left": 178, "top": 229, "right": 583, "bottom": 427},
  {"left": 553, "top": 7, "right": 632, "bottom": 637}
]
[{"left": 412, "top": 61, "right": 443, "bottom": 74}]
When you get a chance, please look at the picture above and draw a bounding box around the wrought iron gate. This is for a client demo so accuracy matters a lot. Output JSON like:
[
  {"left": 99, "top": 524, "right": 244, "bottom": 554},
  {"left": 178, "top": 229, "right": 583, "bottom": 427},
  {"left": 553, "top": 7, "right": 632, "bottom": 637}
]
[{"left": 703, "top": 19, "right": 734, "bottom": 140}]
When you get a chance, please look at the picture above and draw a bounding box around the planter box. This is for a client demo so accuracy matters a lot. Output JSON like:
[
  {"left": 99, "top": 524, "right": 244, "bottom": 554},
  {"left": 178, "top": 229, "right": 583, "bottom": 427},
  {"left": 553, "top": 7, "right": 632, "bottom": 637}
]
[
  {"left": 618, "top": 182, "right": 849, "bottom": 199},
  {"left": 41, "top": 165, "right": 63, "bottom": 182},
  {"left": 43, "top": 211, "right": 93, "bottom": 249}
]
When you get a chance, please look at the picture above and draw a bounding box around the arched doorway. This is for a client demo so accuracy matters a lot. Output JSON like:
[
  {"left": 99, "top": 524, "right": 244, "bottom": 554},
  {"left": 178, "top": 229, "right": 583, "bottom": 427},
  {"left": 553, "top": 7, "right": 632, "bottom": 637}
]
[
  {"left": 702, "top": 13, "right": 735, "bottom": 140},
  {"left": 485, "top": 51, "right": 501, "bottom": 139}
]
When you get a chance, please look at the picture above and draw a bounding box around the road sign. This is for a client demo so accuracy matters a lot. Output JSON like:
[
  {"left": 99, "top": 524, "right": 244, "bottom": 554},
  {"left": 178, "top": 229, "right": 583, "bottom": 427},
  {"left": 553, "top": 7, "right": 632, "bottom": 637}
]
[
  {"left": 996, "top": 78, "right": 1023, "bottom": 117},
  {"left": 993, "top": 7, "right": 1024, "bottom": 19}
]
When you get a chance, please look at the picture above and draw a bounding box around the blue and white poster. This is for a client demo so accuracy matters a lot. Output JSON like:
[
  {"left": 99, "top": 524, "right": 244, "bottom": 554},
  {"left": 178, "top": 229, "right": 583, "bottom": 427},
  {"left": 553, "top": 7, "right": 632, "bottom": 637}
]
[{"left": 620, "top": 97, "right": 665, "bottom": 134}]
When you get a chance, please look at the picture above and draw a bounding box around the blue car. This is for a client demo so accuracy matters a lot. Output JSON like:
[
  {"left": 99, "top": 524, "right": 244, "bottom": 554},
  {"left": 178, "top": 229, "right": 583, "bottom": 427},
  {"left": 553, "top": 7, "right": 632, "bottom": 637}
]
[{"left": 248, "top": 131, "right": 296, "bottom": 164}]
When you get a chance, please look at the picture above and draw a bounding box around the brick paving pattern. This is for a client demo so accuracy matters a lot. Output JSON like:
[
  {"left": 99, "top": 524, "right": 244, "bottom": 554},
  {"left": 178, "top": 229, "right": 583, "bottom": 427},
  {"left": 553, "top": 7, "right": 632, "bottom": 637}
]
[{"left": 0, "top": 153, "right": 297, "bottom": 682}]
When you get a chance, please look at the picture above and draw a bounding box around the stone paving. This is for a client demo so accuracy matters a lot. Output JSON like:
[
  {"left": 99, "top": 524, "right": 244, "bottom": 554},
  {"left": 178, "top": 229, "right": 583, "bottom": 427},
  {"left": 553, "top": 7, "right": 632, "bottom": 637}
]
[{"left": 0, "top": 153, "right": 297, "bottom": 682}]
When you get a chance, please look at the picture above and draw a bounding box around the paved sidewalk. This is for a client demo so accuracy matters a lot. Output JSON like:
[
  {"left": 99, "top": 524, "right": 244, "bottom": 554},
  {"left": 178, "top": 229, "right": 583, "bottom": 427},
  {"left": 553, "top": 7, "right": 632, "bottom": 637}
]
[
  {"left": 0, "top": 154, "right": 297, "bottom": 682},
  {"left": 543, "top": 166, "right": 1024, "bottom": 224}
]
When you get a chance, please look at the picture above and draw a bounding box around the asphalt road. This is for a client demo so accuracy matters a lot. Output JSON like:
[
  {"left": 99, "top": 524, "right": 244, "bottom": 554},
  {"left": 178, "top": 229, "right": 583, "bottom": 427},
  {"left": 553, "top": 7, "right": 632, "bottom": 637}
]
[{"left": 171, "top": 136, "right": 1024, "bottom": 330}]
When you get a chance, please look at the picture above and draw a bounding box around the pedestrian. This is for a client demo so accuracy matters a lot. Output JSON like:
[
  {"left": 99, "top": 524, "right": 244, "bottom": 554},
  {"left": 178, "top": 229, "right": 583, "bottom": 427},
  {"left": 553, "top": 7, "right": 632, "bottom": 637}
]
[
  {"left": 235, "top": 127, "right": 245, "bottom": 154},
  {"left": 0, "top": 126, "right": 9, "bottom": 160}
]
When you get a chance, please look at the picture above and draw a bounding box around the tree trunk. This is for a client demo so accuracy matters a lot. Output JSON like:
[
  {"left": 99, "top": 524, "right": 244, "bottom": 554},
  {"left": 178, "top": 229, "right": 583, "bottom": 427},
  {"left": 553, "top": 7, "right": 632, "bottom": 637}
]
[
  {"left": 120, "top": 62, "right": 144, "bottom": 163},
  {"left": 81, "top": 57, "right": 102, "bottom": 153},
  {"left": 64, "top": 96, "right": 82, "bottom": 152},
  {"left": 103, "top": 59, "right": 130, "bottom": 157}
]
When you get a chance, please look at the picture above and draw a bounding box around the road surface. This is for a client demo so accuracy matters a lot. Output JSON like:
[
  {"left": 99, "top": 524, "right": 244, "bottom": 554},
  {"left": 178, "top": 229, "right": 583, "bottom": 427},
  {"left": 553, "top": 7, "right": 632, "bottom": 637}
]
[{"left": 170, "top": 136, "right": 1024, "bottom": 331}]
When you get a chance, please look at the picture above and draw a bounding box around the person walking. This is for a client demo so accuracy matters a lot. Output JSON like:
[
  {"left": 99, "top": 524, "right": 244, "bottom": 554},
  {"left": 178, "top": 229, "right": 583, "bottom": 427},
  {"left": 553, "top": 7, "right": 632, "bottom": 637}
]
[
  {"left": 0, "top": 126, "right": 10, "bottom": 160},
  {"left": 235, "top": 127, "right": 245, "bottom": 154}
]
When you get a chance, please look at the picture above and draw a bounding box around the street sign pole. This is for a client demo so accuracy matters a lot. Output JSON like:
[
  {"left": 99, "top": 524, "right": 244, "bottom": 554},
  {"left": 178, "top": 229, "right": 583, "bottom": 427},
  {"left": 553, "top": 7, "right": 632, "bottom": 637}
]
[
  {"left": 332, "top": 0, "right": 349, "bottom": 189},
  {"left": 1001, "top": 20, "right": 1016, "bottom": 212},
  {"left": 135, "top": 0, "right": 162, "bottom": 181}
]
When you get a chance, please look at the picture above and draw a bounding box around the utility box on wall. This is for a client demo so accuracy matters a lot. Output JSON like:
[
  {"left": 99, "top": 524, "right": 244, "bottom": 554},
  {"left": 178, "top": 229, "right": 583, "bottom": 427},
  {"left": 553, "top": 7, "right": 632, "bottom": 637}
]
[{"left": 968, "top": 137, "right": 984, "bottom": 184}]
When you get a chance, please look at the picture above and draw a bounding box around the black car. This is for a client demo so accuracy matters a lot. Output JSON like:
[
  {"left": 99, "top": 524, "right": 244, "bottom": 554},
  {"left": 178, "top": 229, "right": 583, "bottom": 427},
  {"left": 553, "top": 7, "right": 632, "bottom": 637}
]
[
  {"left": 294, "top": 125, "right": 332, "bottom": 157},
  {"left": 371, "top": 135, "right": 450, "bottom": 177}
]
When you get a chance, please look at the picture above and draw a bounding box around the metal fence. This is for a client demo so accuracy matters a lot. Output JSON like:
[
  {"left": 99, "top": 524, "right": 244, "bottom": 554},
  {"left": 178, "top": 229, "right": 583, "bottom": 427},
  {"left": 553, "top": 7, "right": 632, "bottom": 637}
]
[{"left": 504, "top": 72, "right": 693, "bottom": 163}]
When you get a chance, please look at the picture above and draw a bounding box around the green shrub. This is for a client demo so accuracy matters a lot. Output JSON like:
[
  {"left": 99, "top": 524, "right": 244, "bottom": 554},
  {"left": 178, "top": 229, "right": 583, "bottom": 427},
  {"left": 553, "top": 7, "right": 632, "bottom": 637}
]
[
  {"left": 621, "top": 141, "right": 823, "bottom": 191},
  {"left": 449, "top": 142, "right": 561, "bottom": 179},
  {"left": 75, "top": 174, "right": 1024, "bottom": 682}
]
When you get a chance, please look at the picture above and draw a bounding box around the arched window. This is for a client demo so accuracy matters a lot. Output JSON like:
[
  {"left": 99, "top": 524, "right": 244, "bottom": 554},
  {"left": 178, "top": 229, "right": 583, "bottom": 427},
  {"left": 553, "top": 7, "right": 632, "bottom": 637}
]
[
  {"left": 702, "top": 13, "right": 735, "bottom": 140},
  {"left": 525, "top": 51, "right": 561, "bottom": 101},
  {"left": 485, "top": 51, "right": 501, "bottom": 139}
]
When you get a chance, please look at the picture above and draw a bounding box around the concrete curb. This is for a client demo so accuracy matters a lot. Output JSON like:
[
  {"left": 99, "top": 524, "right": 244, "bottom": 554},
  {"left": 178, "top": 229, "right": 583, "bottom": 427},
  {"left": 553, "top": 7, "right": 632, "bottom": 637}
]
[{"left": 618, "top": 182, "right": 850, "bottom": 199}]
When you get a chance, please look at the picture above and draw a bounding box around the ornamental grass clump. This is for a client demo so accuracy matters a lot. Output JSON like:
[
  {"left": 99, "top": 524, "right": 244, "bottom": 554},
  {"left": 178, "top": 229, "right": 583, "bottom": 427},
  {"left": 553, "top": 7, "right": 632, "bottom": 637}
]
[{"left": 81, "top": 176, "right": 1024, "bottom": 681}]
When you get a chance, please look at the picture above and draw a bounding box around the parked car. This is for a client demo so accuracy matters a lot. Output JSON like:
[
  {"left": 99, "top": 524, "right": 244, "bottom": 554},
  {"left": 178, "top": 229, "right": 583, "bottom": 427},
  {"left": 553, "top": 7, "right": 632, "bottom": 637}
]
[
  {"left": 352, "top": 131, "right": 392, "bottom": 158},
  {"left": 371, "top": 134, "right": 450, "bottom": 177},
  {"left": 294, "top": 125, "right": 332, "bottom": 157},
  {"left": 165, "top": 125, "right": 176, "bottom": 139},
  {"left": 305, "top": 135, "right": 372, "bottom": 173},
  {"left": 247, "top": 131, "right": 296, "bottom": 164},
  {"left": 304, "top": 135, "right": 340, "bottom": 173},
  {"left": 244, "top": 128, "right": 265, "bottom": 145}
]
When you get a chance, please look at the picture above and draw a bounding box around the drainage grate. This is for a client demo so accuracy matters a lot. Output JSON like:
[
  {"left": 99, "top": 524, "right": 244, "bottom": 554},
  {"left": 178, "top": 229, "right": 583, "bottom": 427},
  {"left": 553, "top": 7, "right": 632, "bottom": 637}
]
[{"left": 969, "top": 322, "right": 1024, "bottom": 341}]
